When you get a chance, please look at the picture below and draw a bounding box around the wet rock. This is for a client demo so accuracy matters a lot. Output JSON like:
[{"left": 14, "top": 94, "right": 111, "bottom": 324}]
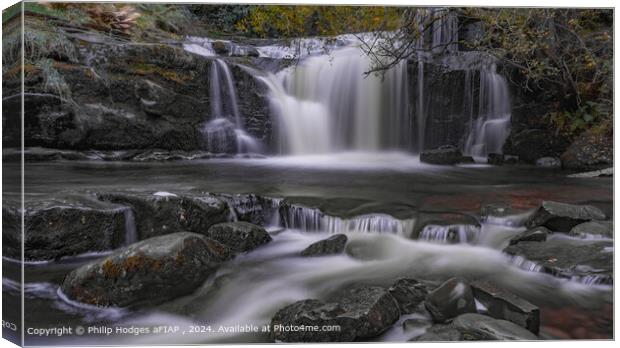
[
  {"left": 206, "top": 222, "right": 272, "bottom": 253},
  {"left": 471, "top": 280, "right": 540, "bottom": 334},
  {"left": 569, "top": 221, "right": 613, "bottom": 239},
  {"left": 216, "top": 193, "right": 268, "bottom": 225},
  {"left": 412, "top": 324, "right": 463, "bottom": 341},
  {"left": 98, "top": 192, "right": 229, "bottom": 240},
  {"left": 403, "top": 318, "right": 431, "bottom": 332},
  {"left": 420, "top": 146, "right": 463, "bottom": 165},
  {"left": 568, "top": 167, "right": 613, "bottom": 178},
  {"left": 535, "top": 157, "right": 561, "bottom": 168},
  {"left": 504, "top": 155, "right": 519, "bottom": 165},
  {"left": 61, "top": 232, "right": 232, "bottom": 308},
  {"left": 525, "top": 201, "right": 606, "bottom": 232},
  {"left": 507, "top": 129, "right": 570, "bottom": 163},
  {"left": 388, "top": 278, "right": 429, "bottom": 314},
  {"left": 301, "top": 234, "right": 347, "bottom": 257},
  {"left": 451, "top": 313, "right": 538, "bottom": 340},
  {"left": 509, "top": 227, "right": 549, "bottom": 245},
  {"left": 211, "top": 41, "right": 230, "bottom": 55},
  {"left": 561, "top": 126, "right": 613, "bottom": 171},
  {"left": 459, "top": 156, "right": 475, "bottom": 164},
  {"left": 2, "top": 198, "right": 126, "bottom": 261},
  {"left": 487, "top": 153, "right": 504, "bottom": 165},
  {"left": 270, "top": 286, "right": 400, "bottom": 342},
  {"left": 425, "top": 278, "right": 477, "bottom": 323}
]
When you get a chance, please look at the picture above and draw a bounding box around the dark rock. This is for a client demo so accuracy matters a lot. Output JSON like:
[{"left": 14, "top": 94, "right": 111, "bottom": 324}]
[
  {"left": 420, "top": 146, "right": 463, "bottom": 165},
  {"left": 61, "top": 232, "right": 232, "bottom": 308},
  {"left": 459, "top": 156, "right": 475, "bottom": 164},
  {"left": 270, "top": 286, "right": 400, "bottom": 342},
  {"left": 471, "top": 280, "right": 540, "bottom": 334},
  {"left": 412, "top": 324, "right": 463, "bottom": 341},
  {"left": 388, "top": 278, "right": 429, "bottom": 314},
  {"left": 211, "top": 41, "right": 230, "bottom": 55},
  {"left": 569, "top": 221, "right": 613, "bottom": 239},
  {"left": 98, "top": 192, "right": 229, "bottom": 240},
  {"left": 216, "top": 193, "right": 270, "bottom": 225},
  {"left": 2, "top": 198, "right": 126, "bottom": 261},
  {"left": 301, "top": 234, "right": 347, "bottom": 257},
  {"left": 561, "top": 126, "right": 613, "bottom": 171},
  {"left": 206, "top": 222, "right": 272, "bottom": 253},
  {"left": 509, "top": 227, "right": 549, "bottom": 245},
  {"left": 451, "top": 313, "right": 538, "bottom": 340},
  {"left": 504, "top": 155, "right": 519, "bottom": 165},
  {"left": 487, "top": 153, "right": 504, "bottom": 165},
  {"left": 525, "top": 201, "right": 606, "bottom": 231},
  {"left": 535, "top": 157, "right": 561, "bottom": 168},
  {"left": 507, "top": 129, "right": 570, "bottom": 163},
  {"left": 425, "top": 278, "right": 476, "bottom": 323}
]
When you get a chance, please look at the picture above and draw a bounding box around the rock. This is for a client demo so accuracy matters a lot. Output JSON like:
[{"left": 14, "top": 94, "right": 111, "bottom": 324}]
[
  {"left": 420, "top": 146, "right": 463, "bottom": 165},
  {"left": 412, "top": 324, "right": 463, "bottom": 341},
  {"left": 487, "top": 153, "right": 504, "bottom": 165},
  {"left": 471, "top": 280, "right": 540, "bottom": 334},
  {"left": 504, "top": 155, "right": 519, "bottom": 165},
  {"left": 568, "top": 167, "right": 613, "bottom": 178},
  {"left": 525, "top": 201, "right": 606, "bottom": 231},
  {"left": 459, "top": 156, "right": 475, "bottom": 164},
  {"left": 504, "top": 239, "right": 613, "bottom": 283},
  {"left": 535, "top": 157, "right": 561, "bottom": 168},
  {"left": 569, "top": 221, "right": 613, "bottom": 239},
  {"left": 211, "top": 41, "right": 230, "bottom": 55},
  {"left": 403, "top": 318, "right": 431, "bottom": 332},
  {"left": 2, "top": 198, "right": 126, "bottom": 261},
  {"left": 507, "top": 129, "right": 570, "bottom": 163},
  {"left": 509, "top": 227, "right": 549, "bottom": 245},
  {"left": 424, "top": 278, "right": 477, "bottom": 323},
  {"left": 206, "top": 222, "right": 272, "bottom": 253},
  {"left": 270, "top": 286, "right": 400, "bottom": 342},
  {"left": 61, "top": 232, "right": 232, "bottom": 307},
  {"left": 451, "top": 313, "right": 538, "bottom": 340},
  {"left": 561, "top": 125, "right": 613, "bottom": 171},
  {"left": 301, "top": 234, "right": 347, "bottom": 257},
  {"left": 388, "top": 278, "right": 429, "bottom": 314},
  {"left": 98, "top": 192, "right": 229, "bottom": 240}
]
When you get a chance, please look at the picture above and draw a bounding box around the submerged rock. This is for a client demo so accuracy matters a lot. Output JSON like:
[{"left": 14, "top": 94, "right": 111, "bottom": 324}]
[
  {"left": 569, "top": 221, "right": 613, "bottom": 239},
  {"left": 420, "top": 146, "right": 463, "bottom": 165},
  {"left": 98, "top": 192, "right": 229, "bottom": 240},
  {"left": 487, "top": 153, "right": 504, "bottom": 165},
  {"left": 61, "top": 232, "right": 232, "bottom": 308},
  {"left": 388, "top": 278, "right": 429, "bottom": 314},
  {"left": 270, "top": 286, "right": 400, "bottom": 342},
  {"left": 424, "top": 278, "right": 476, "bottom": 323},
  {"left": 206, "top": 222, "right": 272, "bottom": 253},
  {"left": 509, "top": 227, "right": 549, "bottom": 245},
  {"left": 451, "top": 313, "right": 538, "bottom": 340},
  {"left": 471, "top": 280, "right": 540, "bottom": 334},
  {"left": 525, "top": 201, "right": 606, "bottom": 232},
  {"left": 300, "top": 234, "right": 348, "bottom": 257},
  {"left": 535, "top": 157, "right": 561, "bottom": 168}
]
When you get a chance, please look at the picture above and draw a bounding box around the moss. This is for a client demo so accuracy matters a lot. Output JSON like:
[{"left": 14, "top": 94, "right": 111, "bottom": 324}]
[
  {"left": 102, "top": 259, "right": 121, "bottom": 279},
  {"left": 129, "top": 62, "right": 191, "bottom": 84}
]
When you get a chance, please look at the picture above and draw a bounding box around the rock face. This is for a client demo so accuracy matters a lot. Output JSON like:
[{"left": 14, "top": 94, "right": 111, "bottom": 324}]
[
  {"left": 451, "top": 313, "right": 538, "bottom": 340},
  {"left": 420, "top": 146, "right": 463, "bottom": 165},
  {"left": 270, "top": 286, "right": 400, "bottom": 342},
  {"left": 561, "top": 126, "right": 613, "bottom": 171},
  {"left": 424, "top": 278, "right": 477, "bottom": 323},
  {"left": 98, "top": 192, "right": 229, "bottom": 240},
  {"left": 509, "top": 227, "right": 549, "bottom": 245},
  {"left": 504, "top": 129, "right": 569, "bottom": 163},
  {"left": 61, "top": 232, "right": 232, "bottom": 308},
  {"left": 206, "top": 222, "right": 272, "bottom": 253},
  {"left": 388, "top": 278, "right": 429, "bottom": 314},
  {"left": 2, "top": 199, "right": 126, "bottom": 261},
  {"left": 525, "top": 201, "right": 606, "bottom": 232},
  {"left": 535, "top": 157, "right": 561, "bottom": 168},
  {"left": 300, "top": 234, "right": 348, "bottom": 257},
  {"left": 471, "top": 280, "right": 540, "bottom": 334},
  {"left": 569, "top": 221, "right": 613, "bottom": 239}
]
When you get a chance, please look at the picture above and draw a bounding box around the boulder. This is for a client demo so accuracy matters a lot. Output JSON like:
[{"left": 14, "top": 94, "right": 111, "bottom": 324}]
[
  {"left": 525, "top": 201, "right": 606, "bottom": 232},
  {"left": 535, "top": 157, "right": 561, "bottom": 168},
  {"left": 270, "top": 286, "right": 400, "bottom": 342},
  {"left": 388, "top": 278, "right": 429, "bottom": 314},
  {"left": 569, "top": 221, "right": 613, "bottom": 239},
  {"left": 508, "top": 227, "right": 549, "bottom": 245},
  {"left": 451, "top": 313, "right": 538, "bottom": 340},
  {"left": 487, "top": 153, "right": 504, "bottom": 165},
  {"left": 301, "top": 234, "right": 348, "bottom": 257},
  {"left": 424, "top": 278, "right": 477, "bottom": 323},
  {"left": 413, "top": 325, "right": 463, "bottom": 341},
  {"left": 420, "top": 146, "right": 463, "bottom": 165},
  {"left": 471, "top": 280, "right": 540, "bottom": 333},
  {"left": 561, "top": 125, "right": 613, "bottom": 171},
  {"left": 206, "top": 222, "right": 272, "bottom": 253},
  {"left": 98, "top": 192, "right": 229, "bottom": 240},
  {"left": 61, "top": 232, "right": 232, "bottom": 308}
]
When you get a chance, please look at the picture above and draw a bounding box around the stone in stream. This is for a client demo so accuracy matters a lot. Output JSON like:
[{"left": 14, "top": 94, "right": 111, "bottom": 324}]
[
  {"left": 412, "top": 324, "right": 463, "bottom": 341},
  {"left": 211, "top": 41, "right": 230, "bottom": 55},
  {"left": 206, "top": 222, "right": 272, "bottom": 253},
  {"left": 459, "top": 156, "right": 475, "bottom": 164},
  {"left": 487, "top": 153, "right": 504, "bottom": 165},
  {"left": 420, "top": 145, "right": 463, "bottom": 165},
  {"left": 509, "top": 226, "right": 549, "bottom": 245},
  {"left": 569, "top": 221, "right": 613, "bottom": 239},
  {"left": 270, "top": 286, "right": 400, "bottom": 342},
  {"left": 451, "top": 313, "right": 538, "bottom": 340},
  {"left": 535, "top": 157, "right": 561, "bottom": 168},
  {"left": 61, "top": 232, "right": 232, "bottom": 308},
  {"left": 424, "top": 278, "right": 477, "bottom": 323},
  {"left": 2, "top": 198, "right": 126, "bottom": 261},
  {"left": 388, "top": 278, "right": 430, "bottom": 314},
  {"left": 525, "top": 201, "right": 606, "bottom": 232},
  {"left": 470, "top": 280, "right": 540, "bottom": 334},
  {"left": 98, "top": 192, "right": 229, "bottom": 240},
  {"left": 300, "top": 234, "right": 348, "bottom": 257}
]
